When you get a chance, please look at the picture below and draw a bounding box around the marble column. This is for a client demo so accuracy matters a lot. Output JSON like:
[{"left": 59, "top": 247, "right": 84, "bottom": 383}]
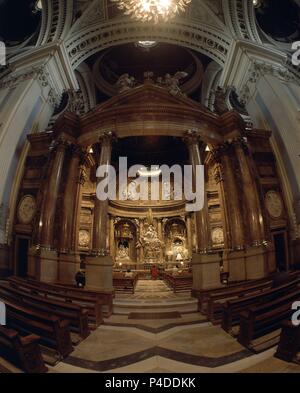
[
  {"left": 233, "top": 138, "right": 265, "bottom": 246},
  {"left": 60, "top": 145, "right": 82, "bottom": 253},
  {"left": 91, "top": 133, "right": 114, "bottom": 255},
  {"left": 186, "top": 214, "right": 193, "bottom": 259},
  {"left": 183, "top": 130, "right": 210, "bottom": 252},
  {"left": 157, "top": 218, "right": 164, "bottom": 263},
  {"left": 109, "top": 216, "right": 115, "bottom": 262},
  {"left": 85, "top": 131, "right": 115, "bottom": 291},
  {"left": 184, "top": 130, "right": 221, "bottom": 291},
  {"left": 212, "top": 144, "right": 245, "bottom": 250},
  {"left": 39, "top": 139, "right": 67, "bottom": 248},
  {"left": 30, "top": 138, "right": 67, "bottom": 282},
  {"left": 58, "top": 145, "right": 83, "bottom": 284},
  {"left": 233, "top": 138, "right": 269, "bottom": 279}
]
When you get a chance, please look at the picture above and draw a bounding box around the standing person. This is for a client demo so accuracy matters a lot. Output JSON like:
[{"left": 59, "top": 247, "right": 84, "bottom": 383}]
[{"left": 151, "top": 265, "right": 158, "bottom": 280}]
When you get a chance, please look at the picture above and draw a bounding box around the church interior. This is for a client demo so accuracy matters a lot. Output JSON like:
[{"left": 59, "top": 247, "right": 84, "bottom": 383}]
[{"left": 0, "top": 0, "right": 300, "bottom": 375}]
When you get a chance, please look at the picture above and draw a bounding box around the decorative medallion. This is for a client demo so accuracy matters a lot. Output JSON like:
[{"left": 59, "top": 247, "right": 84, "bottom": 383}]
[
  {"left": 78, "top": 230, "right": 90, "bottom": 247},
  {"left": 17, "top": 195, "right": 37, "bottom": 225},
  {"left": 211, "top": 227, "right": 224, "bottom": 245},
  {"left": 265, "top": 191, "right": 283, "bottom": 219}
]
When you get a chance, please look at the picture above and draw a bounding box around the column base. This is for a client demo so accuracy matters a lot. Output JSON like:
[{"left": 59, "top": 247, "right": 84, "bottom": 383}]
[
  {"left": 192, "top": 252, "right": 223, "bottom": 291},
  {"left": 58, "top": 253, "right": 81, "bottom": 285},
  {"left": 192, "top": 246, "right": 273, "bottom": 291},
  {"left": 228, "top": 245, "right": 273, "bottom": 282},
  {"left": 244, "top": 246, "right": 269, "bottom": 280},
  {"left": 28, "top": 247, "right": 58, "bottom": 282},
  {"left": 85, "top": 255, "right": 113, "bottom": 291}
]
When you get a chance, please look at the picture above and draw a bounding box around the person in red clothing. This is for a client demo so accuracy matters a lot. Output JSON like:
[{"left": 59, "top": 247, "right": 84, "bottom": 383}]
[{"left": 151, "top": 265, "right": 158, "bottom": 280}]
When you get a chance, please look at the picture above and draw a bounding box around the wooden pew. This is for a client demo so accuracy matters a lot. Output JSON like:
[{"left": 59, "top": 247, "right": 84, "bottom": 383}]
[
  {"left": 275, "top": 321, "right": 300, "bottom": 362},
  {"left": 237, "top": 289, "right": 300, "bottom": 351},
  {"left": 8, "top": 277, "right": 103, "bottom": 327},
  {"left": 0, "top": 283, "right": 90, "bottom": 339},
  {"left": 161, "top": 272, "right": 192, "bottom": 293},
  {"left": 2, "top": 299, "right": 73, "bottom": 359},
  {"left": 195, "top": 277, "right": 273, "bottom": 315},
  {"left": 0, "top": 326, "right": 48, "bottom": 373},
  {"left": 222, "top": 278, "right": 300, "bottom": 333},
  {"left": 113, "top": 272, "right": 138, "bottom": 294},
  {"left": 207, "top": 280, "right": 272, "bottom": 324},
  {"left": 10, "top": 276, "right": 113, "bottom": 318}
]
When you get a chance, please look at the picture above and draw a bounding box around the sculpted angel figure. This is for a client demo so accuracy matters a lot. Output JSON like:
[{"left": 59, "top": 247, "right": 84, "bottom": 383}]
[
  {"left": 163, "top": 71, "right": 188, "bottom": 96},
  {"left": 116, "top": 73, "right": 135, "bottom": 93}
]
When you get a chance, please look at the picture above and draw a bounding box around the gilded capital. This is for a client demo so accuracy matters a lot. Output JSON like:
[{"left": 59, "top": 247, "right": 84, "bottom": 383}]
[{"left": 183, "top": 129, "right": 201, "bottom": 146}]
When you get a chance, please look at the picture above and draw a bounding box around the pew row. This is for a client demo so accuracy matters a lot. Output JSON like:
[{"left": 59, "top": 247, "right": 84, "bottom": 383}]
[
  {"left": 161, "top": 272, "right": 193, "bottom": 293},
  {"left": 113, "top": 272, "right": 138, "bottom": 294},
  {"left": 0, "top": 283, "right": 90, "bottom": 340},
  {"left": 8, "top": 277, "right": 104, "bottom": 326},
  {"left": 237, "top": 288, "right": 300, "bottom": 352},
  {"left": 2, "top": 299, "right": 73, "bottom": 359},
  {"left": 9, "top": 276, "right": 113, "bottom": 318},
  {"left": 0, "top": 326, "right": 47, "bottom": 373},
  {"left": 221, "top": 277, "right": 300, "bottom": 333}
]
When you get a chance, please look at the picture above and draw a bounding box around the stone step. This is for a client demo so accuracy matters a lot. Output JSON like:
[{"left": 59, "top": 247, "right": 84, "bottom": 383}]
[{"left": 113, "top": 298, "right": 198, "bottom": 315}]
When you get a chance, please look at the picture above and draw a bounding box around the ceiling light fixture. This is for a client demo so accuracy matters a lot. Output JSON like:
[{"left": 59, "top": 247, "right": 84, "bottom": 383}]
[{"left": 111, "top": 0, "right": 192, "bottom": 23}]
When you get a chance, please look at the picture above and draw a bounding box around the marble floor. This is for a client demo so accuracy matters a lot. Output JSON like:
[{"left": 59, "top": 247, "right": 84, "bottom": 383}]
[{"left": 48, "top": 280, "right": 300, "bottom": 373}]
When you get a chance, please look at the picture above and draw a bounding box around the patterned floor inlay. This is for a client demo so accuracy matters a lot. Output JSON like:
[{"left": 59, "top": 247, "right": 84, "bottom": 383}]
[
  {"left": 62, "top": 346, "right": 253, "bottom": 372},
  {"left": 128, "top": 312, "right": 181, "bottom": 320}
]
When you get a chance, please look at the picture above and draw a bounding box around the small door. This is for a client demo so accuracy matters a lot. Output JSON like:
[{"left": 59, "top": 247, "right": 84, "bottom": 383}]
[
  {"left": 273, "top": 232, "right": 288, "bottom": 272},
  {"left": 16, "top": 237, "right": 29, "bottom": 277}
]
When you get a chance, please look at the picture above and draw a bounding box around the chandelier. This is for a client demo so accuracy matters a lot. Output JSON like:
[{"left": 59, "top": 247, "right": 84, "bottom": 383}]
[{"left": 111, "top": 0, "right": 192, "bottom": 23}]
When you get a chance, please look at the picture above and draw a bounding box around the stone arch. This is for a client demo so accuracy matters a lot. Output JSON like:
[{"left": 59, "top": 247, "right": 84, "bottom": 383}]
[
  {"left": 37, "top": 0, "right": 74, "bottom": 46},
  {"left": 65, "top": 20, "right": 232, "bottom": 69},
  {"left": 224, "top": 0, "right": 261, "bottom": 43}
]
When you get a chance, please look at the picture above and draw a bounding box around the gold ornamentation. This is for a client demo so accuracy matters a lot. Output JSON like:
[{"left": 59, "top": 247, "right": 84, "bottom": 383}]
[
  {"left": 17, "top": 195, "right": 37, "bottom": 225},
  {"left": 211, "top": 227, "right": 224, "bottom": 245},
  {"left": 265, "top": 191, "right": 283, "bottom": 219},
  {"left": 78, "top": 230, "right": 90, "bottom": 247}
]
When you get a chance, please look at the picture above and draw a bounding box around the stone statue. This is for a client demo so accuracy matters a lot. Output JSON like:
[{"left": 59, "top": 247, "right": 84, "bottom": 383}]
[
  {"left": 68, "top": 89, "right": 85, "bottom": 114},
  {"left": 214, "top": 86, "right": 229, "bottom": 115},
  {"left": 116, "top": 73, "right": 136, "bottom": 93},
  {"left": 163, "top": 71, "right": 188, "bottom": 96}
]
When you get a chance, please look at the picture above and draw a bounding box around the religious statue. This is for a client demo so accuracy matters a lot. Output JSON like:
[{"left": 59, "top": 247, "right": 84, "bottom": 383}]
[
  {"left": 68, "top": 89, "right": 85, "bottom": 114},
  {"left": 139, "top": 224, "right": 163, "bottom": 262},
  {"left": 116, "top": 244, "right": 130, "bottom": 261},
  {"left": 163, "top": 71, "right": 188, "bottom": 96},
  {"left": 214, "top": 86, "right": 229, "bottom": 115},
  {"left": 122, "top": 180, "right": 138, "bottom": 200},
  {"left": 116, "top": 73, "right": 136, "bottom": 93}
]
